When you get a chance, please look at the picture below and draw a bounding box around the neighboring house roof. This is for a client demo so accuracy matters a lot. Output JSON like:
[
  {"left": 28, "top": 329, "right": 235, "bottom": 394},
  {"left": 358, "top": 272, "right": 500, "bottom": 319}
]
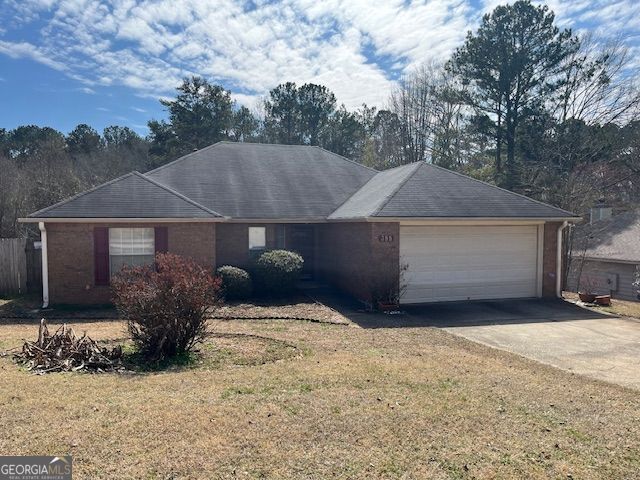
[
  {"left": 146, "top": 142, "right": 376, "bottom": 219},
  {"left": 571, "top": 210, "right": 640, "bottom": 263},
  {"left": 330, "top": 161, "right": 575, "bottom": 219},
  {"left": 28, "top": 171, "right": 222, "bottom": 219},
  {"left": 25, "top": 142, "right": 577, "bottom": 221}
]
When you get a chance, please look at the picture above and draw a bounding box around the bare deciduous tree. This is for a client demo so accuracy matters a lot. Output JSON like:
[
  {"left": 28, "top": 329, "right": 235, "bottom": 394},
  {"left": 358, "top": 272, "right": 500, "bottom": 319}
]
[
  {"left": 553, "top": 34, "right": 640, "bottom": 125},
  {"left": 388, "top": 64, "right": 440, "bottom": 164}
]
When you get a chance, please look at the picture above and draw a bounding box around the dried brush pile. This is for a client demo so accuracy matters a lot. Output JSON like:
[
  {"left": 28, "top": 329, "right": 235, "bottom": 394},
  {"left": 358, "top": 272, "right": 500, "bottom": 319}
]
[{"left": 14, "top": 319, "right": 123, "bottom": 373}]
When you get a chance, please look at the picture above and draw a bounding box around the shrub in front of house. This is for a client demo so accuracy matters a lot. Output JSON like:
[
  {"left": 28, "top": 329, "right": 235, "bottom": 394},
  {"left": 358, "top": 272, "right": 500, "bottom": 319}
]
[
  {"left": 253, "top": 249, "right": 304, "bottom": 297},
  {"left": 216, "top": 265, "right": 253, "bottom": 300},
  {"left": 111, "top": 253, "right": 222, "bottom": 361}
]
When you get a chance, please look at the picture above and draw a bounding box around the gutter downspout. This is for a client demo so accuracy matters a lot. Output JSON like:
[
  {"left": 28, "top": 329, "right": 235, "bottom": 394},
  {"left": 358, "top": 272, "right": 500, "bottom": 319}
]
[
  {"left": 556, "top": 221, "right": 569, "bottom": 298},
  {"left": 39, "top": 222, "right": 49, "bottom": 308}
]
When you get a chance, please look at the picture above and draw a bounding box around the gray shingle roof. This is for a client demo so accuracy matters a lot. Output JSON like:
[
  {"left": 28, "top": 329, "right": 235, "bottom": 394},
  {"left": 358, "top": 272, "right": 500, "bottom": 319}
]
[
  {"left": 28, "top": 172, "right": 221, "bottom": 219},
  {"left": 329, "top": 163, "right": 421, "bottom": 219},
  {"left": 331, "top": 162, "right": 576, "bottom": 219},
  {"left": 26, "top": 143, "right": 576, "bottom": 221},
  {"left": 571, "top": 210, "right": 640, "bottom": 262},
  {"left": 147, "top": 142, "right": 376, "bottom": 219}
]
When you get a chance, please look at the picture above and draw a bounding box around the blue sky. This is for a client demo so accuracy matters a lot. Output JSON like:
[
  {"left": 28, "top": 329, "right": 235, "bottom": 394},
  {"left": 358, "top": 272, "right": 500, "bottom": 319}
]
[{"left": 0, "top": 0, "right": 638, "bottom": 136}]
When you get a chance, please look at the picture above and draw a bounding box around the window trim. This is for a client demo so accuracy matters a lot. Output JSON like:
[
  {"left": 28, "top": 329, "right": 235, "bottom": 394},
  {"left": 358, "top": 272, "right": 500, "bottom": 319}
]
[
  {"left": 248, "top": 226, "right": 267, "bottom": 252},
  {"left": 108, "top": 227, "right": 155, "bottom": 277}
]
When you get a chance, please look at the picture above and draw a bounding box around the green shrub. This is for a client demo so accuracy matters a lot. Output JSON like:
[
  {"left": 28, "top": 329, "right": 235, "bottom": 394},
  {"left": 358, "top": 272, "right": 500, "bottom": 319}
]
[
  {"left": 216, "top": 265, "right": 253, "bottom": 300},
  {"left": 253, "top": 250, "right": 304, "bottom": 296}
]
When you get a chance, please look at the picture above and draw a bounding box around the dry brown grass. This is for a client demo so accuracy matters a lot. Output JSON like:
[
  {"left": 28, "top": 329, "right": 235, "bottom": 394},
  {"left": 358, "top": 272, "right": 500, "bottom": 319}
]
[
  {"left": 0, "top": 315, "right": 639, "bottom": 479},
  {"left": 564, "top": 291, "right": 640, "bottom": 318}
]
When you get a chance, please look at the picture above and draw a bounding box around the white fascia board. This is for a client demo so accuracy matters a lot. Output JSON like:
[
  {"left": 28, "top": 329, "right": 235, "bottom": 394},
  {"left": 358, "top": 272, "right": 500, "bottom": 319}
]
[
  {"left": 329, "top": 216, "right": 581, "bottom": 224},
  {"left": 19, "top": 217, "right": 227, "bottom": 223}
]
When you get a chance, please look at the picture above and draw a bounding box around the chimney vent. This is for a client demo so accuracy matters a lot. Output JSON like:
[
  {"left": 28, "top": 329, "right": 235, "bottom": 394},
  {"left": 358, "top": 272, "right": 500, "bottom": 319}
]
[{"left": 590, "top": 199, "right": 612, "bottom": 224}]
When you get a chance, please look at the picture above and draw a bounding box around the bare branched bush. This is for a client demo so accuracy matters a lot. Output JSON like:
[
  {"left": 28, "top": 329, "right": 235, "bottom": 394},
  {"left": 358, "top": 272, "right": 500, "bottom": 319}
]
[{"left": 111, "top": 253, "right": 222, "bottom": 361}]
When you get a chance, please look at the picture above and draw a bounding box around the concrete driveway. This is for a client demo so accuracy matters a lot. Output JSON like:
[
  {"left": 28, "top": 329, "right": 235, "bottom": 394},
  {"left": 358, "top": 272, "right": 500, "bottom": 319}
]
[{"left": 403, "top": 299, "right": 640, "bottom": 390}]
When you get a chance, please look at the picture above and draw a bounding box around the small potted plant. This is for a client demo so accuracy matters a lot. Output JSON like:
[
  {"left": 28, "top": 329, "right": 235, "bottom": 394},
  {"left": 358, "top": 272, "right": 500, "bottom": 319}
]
[
  {"left": 372, "top": 277, "right": 401, "bottom": 311},
  {"left": 377, "top": 295, "right": 399, "bottom": 312},
  {"left": 578, "top": 275, "right": 600, "bottom": 303},
  {"left": 371, "top": 263, "right": 408, "bottom": 312}
]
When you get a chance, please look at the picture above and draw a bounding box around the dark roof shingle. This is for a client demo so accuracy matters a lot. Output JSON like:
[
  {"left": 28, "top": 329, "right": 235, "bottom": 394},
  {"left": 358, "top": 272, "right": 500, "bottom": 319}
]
[
  {"left": 28, "top": 172, "right": 221, "bottom": 219},
  {"left": 329, "top": 163, "right": 420, "bottom": 219},
  {"left": 146, "top": 142, "right": 376, "bottom": 219},
  {"left": 332, "top": 162, "right": 575, "bottom": 219},
  {"left": 26, "top": 143, "right": 576, "bottom": 221}
]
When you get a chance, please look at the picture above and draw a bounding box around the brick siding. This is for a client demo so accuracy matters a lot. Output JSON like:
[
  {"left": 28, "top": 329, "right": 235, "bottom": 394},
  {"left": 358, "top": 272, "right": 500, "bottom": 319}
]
[
  {"left": 46, "top": 222, "right": 215, "bottom": 305},
  {"left": 215, "top": 223, "right": 287, "bottom": 269},
  {"left": 542, "top": 222, "right": 561, "bottom": 297},
  {"left": 45, "top": 220, "right": 561, "bottom": 305},
  {"left": 317, "top": 222, "right": 400, "bottom": 305}
]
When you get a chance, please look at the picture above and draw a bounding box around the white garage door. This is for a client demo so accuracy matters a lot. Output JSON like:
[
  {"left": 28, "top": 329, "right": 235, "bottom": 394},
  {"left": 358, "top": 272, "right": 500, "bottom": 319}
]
[{"left": 400, "top": 225, "right": 540, "bottom": 304}]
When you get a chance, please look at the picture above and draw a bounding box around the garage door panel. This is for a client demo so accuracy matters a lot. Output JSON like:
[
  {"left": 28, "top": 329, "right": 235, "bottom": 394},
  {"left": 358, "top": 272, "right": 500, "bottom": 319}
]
[
  {"left": 402, "top": 241, "right": 537, "bottom": 257},
  {"left": 404, "top": 271, "right": 536, "bottom": 288},
  {"left": 403, "top": 281, "right": 536, "bottom": 303},
  {"left": 404, "top": 270, "right": 536, "bottom": 285},
  {"left": 400, "top": 225, "right": 539, "bottom": 304},
  {"left": 402, "top": 230, "right": 536, "bottom": 245},
  {"left": 407, "top": 253, "right": 536, "bottom": 270},
  {"left": 406, "top": 249, "right": 537, "bottom": 268}
]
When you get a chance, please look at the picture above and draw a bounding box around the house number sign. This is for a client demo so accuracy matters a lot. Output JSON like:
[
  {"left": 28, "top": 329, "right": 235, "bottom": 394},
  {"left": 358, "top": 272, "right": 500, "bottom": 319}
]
[{"left": 378, "top": 233, "right": 394, "bottom": 243}]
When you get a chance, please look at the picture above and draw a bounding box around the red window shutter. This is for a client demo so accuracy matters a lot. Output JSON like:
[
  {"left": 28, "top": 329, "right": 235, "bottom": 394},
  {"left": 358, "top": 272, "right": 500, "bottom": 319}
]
[
  {"left": 94, "top": 227, "right": 109, "bottom": 286},
  {"left": 155, "top": 226, "right": 168, "bottom": 254}
]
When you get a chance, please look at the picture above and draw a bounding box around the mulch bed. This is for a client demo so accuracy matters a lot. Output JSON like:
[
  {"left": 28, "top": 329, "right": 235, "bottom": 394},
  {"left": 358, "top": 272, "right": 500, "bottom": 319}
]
[
  {"left": 1, "top": 293, "right": 351, "bottom": 325},
  {"left": 211, "top": 300, "right": 351, "bottom": 325}
]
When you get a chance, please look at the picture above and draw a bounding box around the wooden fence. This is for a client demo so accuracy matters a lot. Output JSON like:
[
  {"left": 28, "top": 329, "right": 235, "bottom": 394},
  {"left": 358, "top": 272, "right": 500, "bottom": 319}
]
[{"left": 0, "top": 238, "right": 42, "bottom": 295}]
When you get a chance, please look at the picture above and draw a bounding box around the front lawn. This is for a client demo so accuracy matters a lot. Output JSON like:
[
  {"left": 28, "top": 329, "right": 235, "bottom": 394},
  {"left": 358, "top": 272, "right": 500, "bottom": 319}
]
[{"left": 0, "top": 315, "right": 638, "bottom": 479}]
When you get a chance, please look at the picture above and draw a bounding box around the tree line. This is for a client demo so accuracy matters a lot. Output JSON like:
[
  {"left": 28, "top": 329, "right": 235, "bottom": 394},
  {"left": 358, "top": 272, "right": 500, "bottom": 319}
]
[{"left": 1, "top": 0, "right": 639, "bottom": 238}]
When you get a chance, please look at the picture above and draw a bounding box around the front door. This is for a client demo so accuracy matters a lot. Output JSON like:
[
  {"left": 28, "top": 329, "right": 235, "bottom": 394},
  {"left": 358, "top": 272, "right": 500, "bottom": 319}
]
[{"left": 290, "top": 225, "right": 315, "bottom": 278}]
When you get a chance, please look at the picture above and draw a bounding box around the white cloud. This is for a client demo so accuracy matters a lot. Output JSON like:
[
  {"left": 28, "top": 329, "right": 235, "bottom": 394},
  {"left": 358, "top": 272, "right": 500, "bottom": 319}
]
[
  {"left": 0, "top": 0, "right": 637, "bottom": 110},
  {"left": 0, "top": 40, "right": 67, "bottom": 71}
]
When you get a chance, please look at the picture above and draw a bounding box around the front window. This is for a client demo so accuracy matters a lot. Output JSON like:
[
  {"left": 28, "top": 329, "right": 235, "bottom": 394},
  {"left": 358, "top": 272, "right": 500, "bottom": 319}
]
[
  {"left": 109, "top": 227, "right": 154, "bottom": 276},
  {"left": 248, "top": 226, "right": 266, "bottom": 252}
]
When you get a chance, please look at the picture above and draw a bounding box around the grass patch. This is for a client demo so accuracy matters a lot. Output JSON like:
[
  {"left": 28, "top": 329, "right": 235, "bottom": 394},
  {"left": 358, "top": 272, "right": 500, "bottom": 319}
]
[
  {"left": 221, "top": 385, "right": 256, "bottom": 399},
  {"left": 0, "top": 317, "right": 638, "bottom": 478},
  {"left": 600, "top": 300, "right": 640, "bottom": 318},
  {"left": 0, "top": 294, "right": 40, "bottom": 314},
  {"left": 298, "top": 382, "right": 313, "bottom": 393},
  {"left": 123, "top": 348, "right": 199, "bottom": 371},
  {"left": 103, "top": 332, "right": 302, "bottom": 372},
  {"left": 566, "top": 427, "right": 593, "bottom": 443},
  {"left": 437, "top": 377, "right": 460, "bottom": 390},
  {"left": 564, "top": 291, "right": 640, "bottom": 318}
]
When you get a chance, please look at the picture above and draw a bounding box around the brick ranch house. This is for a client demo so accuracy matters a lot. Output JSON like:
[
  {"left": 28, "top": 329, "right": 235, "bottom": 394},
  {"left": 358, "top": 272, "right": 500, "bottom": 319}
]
[{"left": 21, "top": 142, "right": 579, "bottom": 307}]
